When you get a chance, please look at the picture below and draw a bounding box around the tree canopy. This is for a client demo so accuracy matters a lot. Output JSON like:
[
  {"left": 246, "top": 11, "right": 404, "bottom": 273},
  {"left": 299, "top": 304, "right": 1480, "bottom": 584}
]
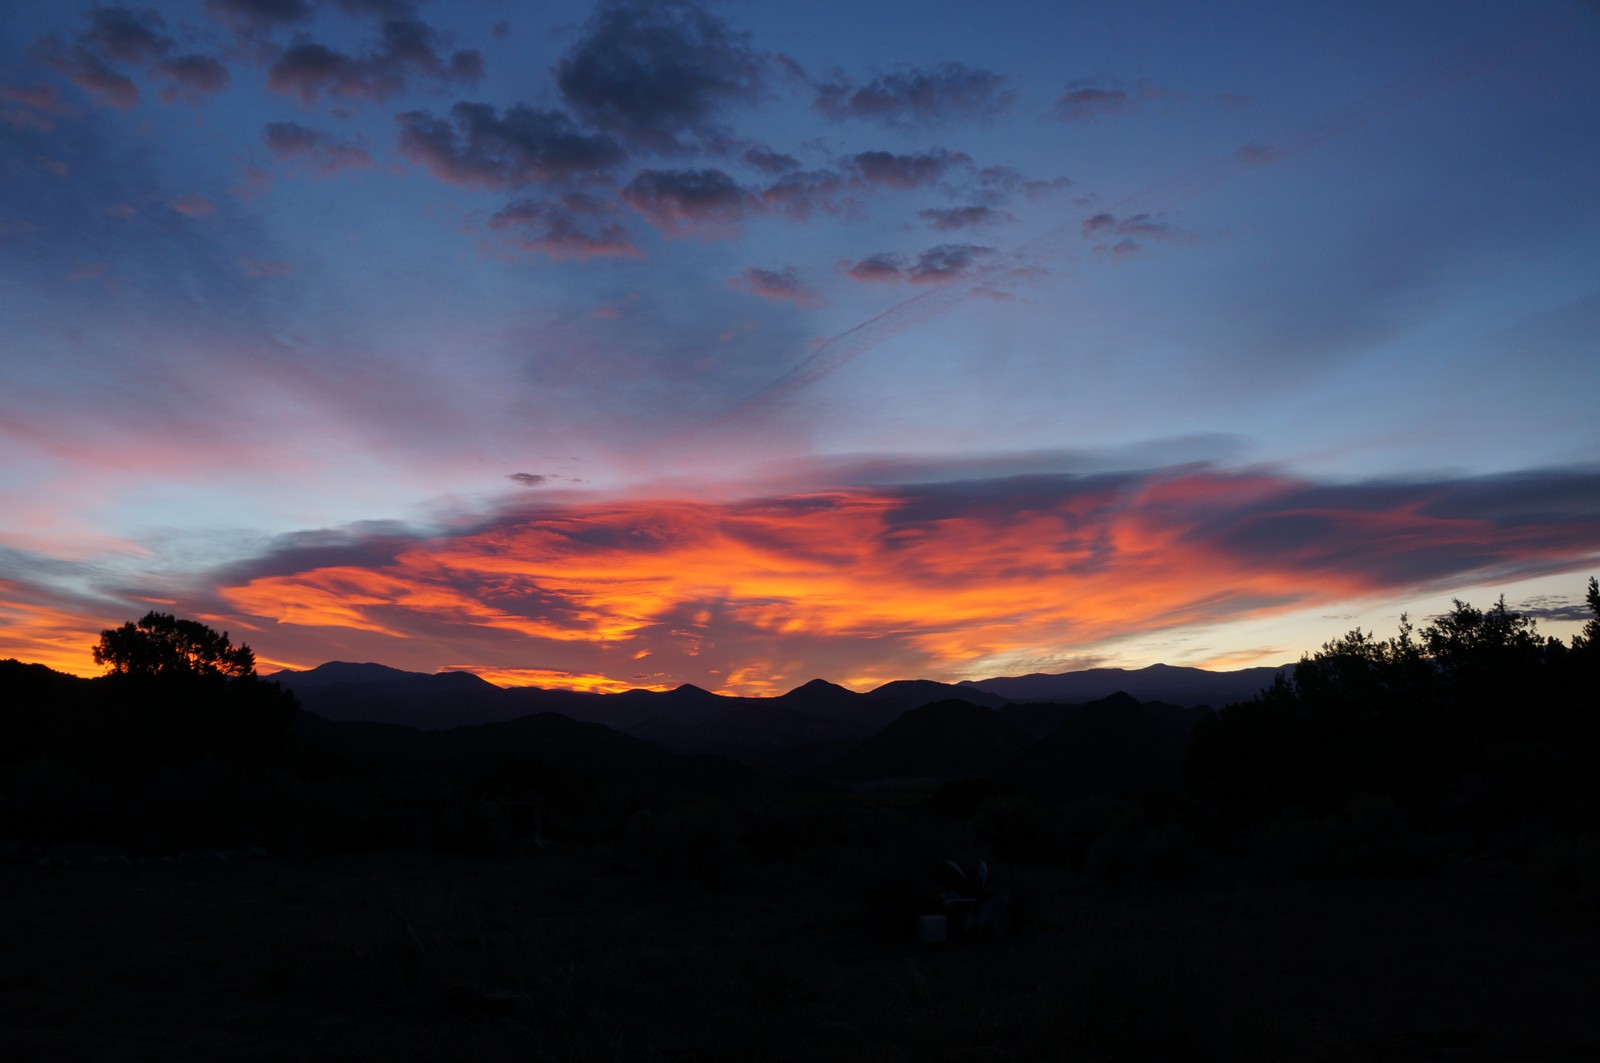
[
  {"left": 93, "top": 611, "right": 256, "bottom": 681},
  {"left": 1187, "top": 580, "right": 1600, "bottom": 824}
]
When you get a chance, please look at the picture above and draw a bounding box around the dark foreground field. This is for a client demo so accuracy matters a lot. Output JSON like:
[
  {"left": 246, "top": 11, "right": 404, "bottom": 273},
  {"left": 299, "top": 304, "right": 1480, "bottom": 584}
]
[{"left": 5, "top": 848, "right": 1597, "bottom": 1062}]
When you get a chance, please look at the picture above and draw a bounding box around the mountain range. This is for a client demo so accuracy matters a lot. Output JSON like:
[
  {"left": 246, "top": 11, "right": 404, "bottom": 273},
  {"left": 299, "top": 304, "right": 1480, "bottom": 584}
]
[
  {"left": 270, "top": 660, "right": 1287, "bottom": 754},
  {"left": 1, "top": 656, "right": 1291, "bottom": 811}
]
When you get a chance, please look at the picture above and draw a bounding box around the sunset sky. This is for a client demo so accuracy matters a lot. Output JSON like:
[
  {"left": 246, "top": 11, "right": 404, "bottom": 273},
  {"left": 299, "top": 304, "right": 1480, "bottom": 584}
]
[{"left": 3, "top": 0, "right": 1597, "bottom": 695}]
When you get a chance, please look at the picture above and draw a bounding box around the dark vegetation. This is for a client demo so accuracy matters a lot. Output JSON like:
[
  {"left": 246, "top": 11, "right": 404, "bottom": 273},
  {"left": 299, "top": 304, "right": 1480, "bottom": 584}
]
[{"left": 3, "top": 586, "right": 1599, "bottom": 1060}]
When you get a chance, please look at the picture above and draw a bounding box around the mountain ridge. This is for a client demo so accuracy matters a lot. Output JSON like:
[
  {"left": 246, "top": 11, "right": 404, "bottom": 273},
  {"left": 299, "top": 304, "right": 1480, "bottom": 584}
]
[{"left": 264, "top": 660, "right": 1289, "bottom": 749}]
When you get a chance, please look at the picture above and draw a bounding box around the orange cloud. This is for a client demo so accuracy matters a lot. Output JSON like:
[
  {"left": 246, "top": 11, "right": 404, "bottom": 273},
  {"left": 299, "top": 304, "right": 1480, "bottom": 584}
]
[
  {"left": 207, "top": 467, "right": 1600, "bottom": 695},
  {"left": 0, "top": 583, "right": 109, "bottom": 676},
  {"left": 444, "top": 665, "right": 671, "bottom": 694}
]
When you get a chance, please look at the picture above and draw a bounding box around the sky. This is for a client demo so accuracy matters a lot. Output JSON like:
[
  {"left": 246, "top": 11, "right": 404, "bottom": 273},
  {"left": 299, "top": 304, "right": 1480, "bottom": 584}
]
[{"left": 2, "top": 0, "right": 1598, "bottom": 695}]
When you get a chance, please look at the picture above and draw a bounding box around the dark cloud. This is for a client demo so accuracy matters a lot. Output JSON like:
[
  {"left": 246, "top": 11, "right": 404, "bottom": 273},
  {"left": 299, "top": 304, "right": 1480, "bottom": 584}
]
[
  {"left": 907, "top": 243, "right": 994, "bottom": 283},
  {"left": 729, "top": 266, "right": 821, "bottom": 307},
  {"left": 1082, "top": 213, "right": 1116, "bottom": 237},
  {"left": 267, "top": 18, "right": 482, "bottom": 104},
  {"left": 621, "top": 167, "right": 753, "bottom": 234},
  {"left": 1053, "top": 85, "right": 1128, "bottom": 122},
  {"left": 488, "top": 194, "right": 639, "bottom": 259},
  {"left": 848, "top": 148, "right": 968, "bottom": 189},
  {"left": 741, "top": 145, "right": 798, "bottom": 174},
  {"left": 82, "top": 6, "right": 173, "bottom": 63},
  {"left": 213, "top": 524, "right": 416, "bottom": 586},
  {"left": 1051, "top": 77, "right": 1168, "bottom": 122},
  {"left": 35, "top": 7, "right": 175, "bottom": 109},
  {"left": 264, "top": 120, "right": 372, "bottom": 173},
  {"left": 1115, "top": 214, "right": 1181, "bottom": 239},
  {"left": 268, "top": 41, "right": 369, "bottom": 102},
  {"left": 508, "top": 472, "right": 550, "bottom": 487},
  {"left": 154, "top": 55, "right": 230, "bottom": 104},
  {"left": 844, "top": 252, "right": 906, "bottom": 283},
  {"left": 973, "top": 166, "right": 1071, "bottom": 205},
  {"left": 813, "top": 62, "right": 1015, "bottom": 126},
  {"left": 1021, "top": 175, "right": 1073, "bottom": 200},
  {"left": 1511, "top": 596, "right": 1594, "bottom": 624},
  {"left": 757, "top": 168, "right": 850, "bottom": 220},
  {"left": 397, "top": 102, "right": 625, "bottom": 189},
  {"left": 845, "top": 243, "right": 994, "bottom": 284},
  {"left": 1173, "top": 468, "right": 1600, "bottom": 590},
  {"left": 1083, "top": 212, "right": 1195, "bottom": 255},
  {"left": 919, "top": 205, "right": 1010, "bottom": 231},
  {"left": 204, "top": 0, "right": 313, "bottom": 34},
  {"left": 51, "top": 53, "right": 140, "bottom": 109},
  {"left": 556, "top": 0, "right": 768, "bottom": 153}
]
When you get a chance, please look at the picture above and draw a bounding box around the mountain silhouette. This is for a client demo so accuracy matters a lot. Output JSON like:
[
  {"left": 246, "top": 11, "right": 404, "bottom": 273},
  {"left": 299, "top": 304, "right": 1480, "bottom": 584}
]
[
  {"left": 275, "top": 662, "right": 522, "bottom": 729},
  {"left": 275, "top": 668, "right": 907, "bottom": 751},
  {"left": 964, "top": 662, "right": 1288, "bottom": 707},
  {"left": 868, "top": 679, "right": 1008, "bottom": 711},
  {"left": 269, "top": 661, "right": 1286, "bottom": 756},
  {"left": 1002, "top": 692, "right": 1199, "bottom": 800},
  {"left": 822, "top": 699, "right": 1037, "bottom": 782}
]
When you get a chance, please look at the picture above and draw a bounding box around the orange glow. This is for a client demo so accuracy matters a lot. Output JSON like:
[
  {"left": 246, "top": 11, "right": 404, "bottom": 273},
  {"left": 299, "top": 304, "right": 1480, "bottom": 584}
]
[
  {"left": 0, "top": 584, "right": 108, "bottom": 677},
  {"left": 8, "top": 471, "right": 1587, "bottom": 697},
  {"left": 1188, "top": 646, "right": 1292, "bottom": 671},
  {"left": 199, "top": 471, "right": 1599, "bottom": 695},
  {"left": 444, "top": 666, "right": 672, "bottom": 694}
]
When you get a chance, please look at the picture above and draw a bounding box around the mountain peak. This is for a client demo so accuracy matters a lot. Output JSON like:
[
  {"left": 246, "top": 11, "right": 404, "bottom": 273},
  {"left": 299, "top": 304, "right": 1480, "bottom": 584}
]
[
  {"left": 436, "top": 670, "right": 500, "bottom": 688},
  {"left": 783, "top": 677, "right": 851, "bottom": 697},
  {"left": 274, "top": 661, "right": 420, "bottom": 685}
]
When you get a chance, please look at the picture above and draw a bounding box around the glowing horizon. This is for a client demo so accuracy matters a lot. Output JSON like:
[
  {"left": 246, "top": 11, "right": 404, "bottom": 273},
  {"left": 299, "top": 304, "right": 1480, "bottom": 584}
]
[{"left": 8, "top": 466, "right": 1596, "bottom": 697}]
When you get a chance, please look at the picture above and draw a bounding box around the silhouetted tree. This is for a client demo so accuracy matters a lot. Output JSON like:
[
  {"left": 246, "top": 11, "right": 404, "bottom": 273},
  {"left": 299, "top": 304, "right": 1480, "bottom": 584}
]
[
  {"left": 1573, "top": 577, "right": 1600, "bottom": 654},
  {"left": 1188, "top": 580, "right": 1600, "bottom": 829},
  {"left": 94, "top": 612, "right": 256, "bottom": 680},
  {"left": 90, "top": 613, "right": 296, "bottom": 771}
]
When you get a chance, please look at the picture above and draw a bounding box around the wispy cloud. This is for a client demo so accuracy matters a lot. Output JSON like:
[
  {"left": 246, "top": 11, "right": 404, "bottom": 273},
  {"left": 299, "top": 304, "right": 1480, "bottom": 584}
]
[
  {"left": 488, "top": 194, "right": 639, "bottom": 259},
  {"left": 813, "top": 62, "right": 1015, "bottom": 126},
  {"left": 920, "top": 205, "right": 1011, "bottom": 231},
  {"left": 844, "top": 244, "right": 994, "bottom": 284},
  {"left": 729, "top": 266, "right": 822, "bottom": 307},
  {"left": 1050, "top": 76, "right": 1169, "bottom": 122},
  {"left": 264, "top": 121, "right": 372, "bottom": 173}
]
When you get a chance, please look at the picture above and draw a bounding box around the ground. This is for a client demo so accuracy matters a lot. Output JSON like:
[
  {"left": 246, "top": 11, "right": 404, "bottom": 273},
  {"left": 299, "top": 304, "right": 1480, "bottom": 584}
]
[{"left": 4, "top": 845, "right": 1598, "bottom": 1061}]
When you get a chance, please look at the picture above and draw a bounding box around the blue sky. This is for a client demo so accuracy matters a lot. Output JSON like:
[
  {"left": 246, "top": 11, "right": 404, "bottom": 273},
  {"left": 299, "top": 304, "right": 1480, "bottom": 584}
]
[{"left": 2, "top": 0, "right": 1597, "bottom": 692}]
